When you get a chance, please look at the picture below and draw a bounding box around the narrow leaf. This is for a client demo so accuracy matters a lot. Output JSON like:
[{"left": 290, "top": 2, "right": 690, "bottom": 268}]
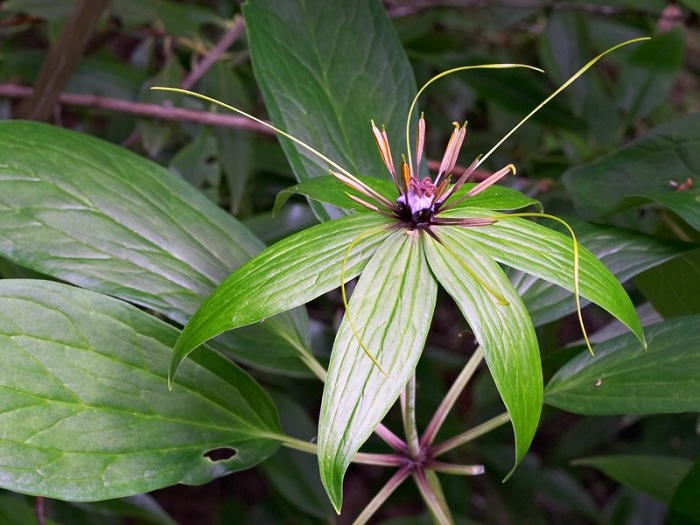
[
  {"left": 545, "top": 315, "right": 700, "bottom": 414},
  {"left": 318, "top": 230, "right": 437, "bottom": 511},
  {"left": 0, "top": 121, "right": 311, "bottom": 376},
  {"left": 425, "top": 228, "right": 542, "bottom": 476},
  {"left": 244, "top": 0, "right": 416, "bottom": 220},
  {"left": 509, "top": 219, "right": 690, "bottom": 326},
  {"left": 0, "top": 280, "right": 280, "bottom": 501},
  {"left": 173, "top": 214, "right": 393, "bottom": 382},
  {"left": 444, "top": 210, "right": 645, "bottom": 344}
]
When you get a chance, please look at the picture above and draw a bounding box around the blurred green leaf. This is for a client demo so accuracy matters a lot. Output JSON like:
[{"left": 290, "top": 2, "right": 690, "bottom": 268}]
[
  {"left": 669, "top": 456, "right": 700, "bottom": 524},
  {"left": 573, "top": 455, "right": 691, "bottom": 504},
  {"left": 617, "top": 29, "right": 685, "bottom": 120},
  {"left": 319, "top": 231, "right": 437, "bottom": 511},
  {"left": 110, "top": 0, "right": 220, "bottom": 37},
  {"left": 635, "top": 248, "right": 700, "bottom": 316},
  {"left": 243, "top": 0, "right": 417, "bottom": 220},
  {"left": 0, "top": 121, "right": 312, "bottom": 377},
  {"left": 169, "top": 127, "right": 221, "bottom": 200},
  {"left": 0, "top": 280, "right": 281, "bottom": 501},
  {"left": 545, "top": 316, "right": 700, "bottom": 414},
  {"left": 562, "top": 114, "right": 700, "bottom": 232}
]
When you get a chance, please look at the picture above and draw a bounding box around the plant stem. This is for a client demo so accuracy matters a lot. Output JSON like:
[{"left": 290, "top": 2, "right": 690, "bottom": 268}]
[
  {"left": 425, "top": 460, "right": 485, "bottom": 476},
  {"left": 421, "top": 346, "right": 483, "bottom": 447},
  {"left": 402, "top": 374, "right": 421, "bottom": 458},
  {"left": 413, "top": 468, "right": 453, "bottom": 525},
  {"left": 430, "top": 412, "right": 510, "bottom": 457},
  {"left": 352, "top": 465, "right": 411, "bottom": 525},
  {"left": 275, "top": 435, "right": 404, "bottom": 467}
]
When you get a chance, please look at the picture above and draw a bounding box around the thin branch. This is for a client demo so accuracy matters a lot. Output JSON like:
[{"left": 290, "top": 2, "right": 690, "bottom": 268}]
[
  {"left": 0, "top": 84, "right": 274, "bottom": 134},
  {"left": 182, "top": 16, "right": 246, "bottom": 90},
  {"left": 352, "top": 465, "right": 411, "bottom": 525},
  {"left": 430, "top": 412, "right": 510, "bottom": 457}
]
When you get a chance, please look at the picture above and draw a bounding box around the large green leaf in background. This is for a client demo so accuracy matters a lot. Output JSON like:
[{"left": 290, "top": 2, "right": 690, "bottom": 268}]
[
  {"left": 572, "top": 455, "right": 692, "bottom": 505},
  {"left": 243, "top": 0, "right": 417, "bottom": 220},
  {"left": 635, "top": 248, "right": 700, "bottom": 316},
  {"left": 545, "top": 315, "right": 700, "bottom": 414},
  {"left": 0, "top": 280, "right": 281, "bottom": 501},
  {"left": 0, "top": 121, "right": 312, "bottom": 376},
  {"left": 562, "top": 113, "right": 700, "bottom": 232}
]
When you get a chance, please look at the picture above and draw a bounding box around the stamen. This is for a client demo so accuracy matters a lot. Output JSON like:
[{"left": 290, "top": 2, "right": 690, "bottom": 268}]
[
  {"left": 400, "top": 157, "right": 411, "bottom": 193},
  {"left": 435, "top": 158, "right": 480, "bottom": 209},
  {"left": 371, "top": 120, "right": 399, "bottom": 189},
  {"left": 414, "top": 114, "right": 426, "bottom": 177},
  {"left": 467, "top": 164, "right": 516, "bottom": 197},
  {"left": 435, "top": 122, "right": 467, "bottom": 185}
]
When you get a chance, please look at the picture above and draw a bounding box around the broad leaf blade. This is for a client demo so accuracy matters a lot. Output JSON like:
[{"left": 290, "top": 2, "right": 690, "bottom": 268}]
[
  {"left": 0, "top": 121, "right": 311, "bottom": 376},
  {"left": 318, "top": 230, "right": 437, "bottom": 511},
  {"left": 635, "top": 248, "right": 700, "bottom": 317},
  {"left": 545, "top": 315, "right": 700, "bottom": 414},
  {"left": 244, "top": 0, "right": 416, "bottom": 220},
  {"left": 509, "top": 220, "right": 690, "bottom": 326},
  {"left": 173, "top": 214, "right": 393, "bottom": 381},
  {"left": 562, "top": 113, "right": 700, "bottom": 232},
  {"left": 425, "top": 229, "right": 542, "bottom": 476},
  {"left": 670, "top": 456, "right": 700, "bottom": 524},
  {"left": 445, "top": 210, "right": 645, "bottom": 344},
  {"left": 0, "top": 280, "right": 280, "bottom": 501},
  {"left": 572, "top": 455, "right": 691, "bottom": 505}
]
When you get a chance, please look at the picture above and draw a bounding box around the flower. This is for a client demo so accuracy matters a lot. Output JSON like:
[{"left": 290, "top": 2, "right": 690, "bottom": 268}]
[{"left": 330, "top": 116, "right": 515, "bottom": 234}]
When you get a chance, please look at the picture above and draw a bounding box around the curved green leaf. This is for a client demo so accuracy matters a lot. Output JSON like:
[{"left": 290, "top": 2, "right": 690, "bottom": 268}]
[
  {"left": 562, "top": 113, "right": 700, "bottom": 232},
  {"left": 0, "top": 280, "right": 280, "bottom": 501},
  {"left": 244, "top": 0, "right": 417, "bottom": 220},
  {"left": 670, "top": 456, "right": 700, "bottom": 524},
  {"left": 173, "top": 214, "right": 393, "bottom": 382},
  {"left": 318, "top": 230, "right": 437, "bottom": 511},
  {"left": 545, "top": 315, "right": 700, "bottom": 414},
  {"left": 444, "top": 210, "right": 645, "bottom": 344},
  {"left": 0, "top": 120, "right": 311, "bottom": 376},
  {"left": 425, "top": 228, "right": 541, "bottom": 477},
  {"left": 572, "top": 455, "right": 691, "bottom": 505},
  {"left": 509, "top": 220, "right": 690, "bottom": 326}
]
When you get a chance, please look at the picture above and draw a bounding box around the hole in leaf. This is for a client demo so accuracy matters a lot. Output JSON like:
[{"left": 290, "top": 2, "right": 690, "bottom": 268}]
[{"left": 203, "top": 447, "right": 236, "bottom": 462}]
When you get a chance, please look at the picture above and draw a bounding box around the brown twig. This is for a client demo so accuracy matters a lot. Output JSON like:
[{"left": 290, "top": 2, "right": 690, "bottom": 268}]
[
  {"left": 1, "top": 84, "right": 272, "bottom": 134},
  {"left": 181, "top": 16, "right": 246, "bottom": 90}
]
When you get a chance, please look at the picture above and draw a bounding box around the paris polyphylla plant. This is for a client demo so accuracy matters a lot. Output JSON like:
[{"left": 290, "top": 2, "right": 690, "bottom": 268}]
[{"left": 154, "top": 37, "right": 648, "bottom": 518}]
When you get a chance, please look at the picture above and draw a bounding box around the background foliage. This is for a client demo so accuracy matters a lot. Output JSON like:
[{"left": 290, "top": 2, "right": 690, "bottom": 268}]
[{"left": 0, "top": 0, "right": 698, "bottom": 523}]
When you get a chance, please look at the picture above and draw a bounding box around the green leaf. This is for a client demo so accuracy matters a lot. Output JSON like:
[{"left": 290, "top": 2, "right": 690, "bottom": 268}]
[
  {"left": 509, "top": 220, "right": 690, "bottom": 326},
  {"left": 669, "top": 456, "right": 700, "bottom": 524},
  {"left": 545, "top": 315, "right": 700, "bottom": 414},
  {"left": 0, "top": 120, "right": 311, "bottom": 376},
  {"left": 562, "top": 113, "right": 700, "bottom": 232},
  {"left": 173, "top": 214, "right": 393, "bottom": 382},
  {"left": 0, "top": 280, "right": 280, "bottom": 501},
  {"left": 635, "top": 248, "right": 700, "bottom": 316},
  {"left": 572, "top": 455, "right": 692, "bottom": 504},
  {"left": 425, "top": 228, "right": 541, "bottom": 476},
  {"left": 443, "top": 210, "right": 645, "bottom": 344},
  {"left": 617, "top": 29, "right": 685, "bottom": 120},
  {"left": 318, "top": 230, "right": 437, "bottom": 511},
  {"left": 243, "top": 0, "right": 417, "bottom": 220}
]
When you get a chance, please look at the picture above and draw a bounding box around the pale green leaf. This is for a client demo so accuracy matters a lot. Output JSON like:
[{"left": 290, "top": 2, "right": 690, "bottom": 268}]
[
  {"left": 425, "top": 228, "right": 542, "bottom": 476},
  {"left": 0, "top": 280, "right": 280, "bottom": 501},
  {"left": 318, "top": 230, "right": 437, "bottom": 511}
]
